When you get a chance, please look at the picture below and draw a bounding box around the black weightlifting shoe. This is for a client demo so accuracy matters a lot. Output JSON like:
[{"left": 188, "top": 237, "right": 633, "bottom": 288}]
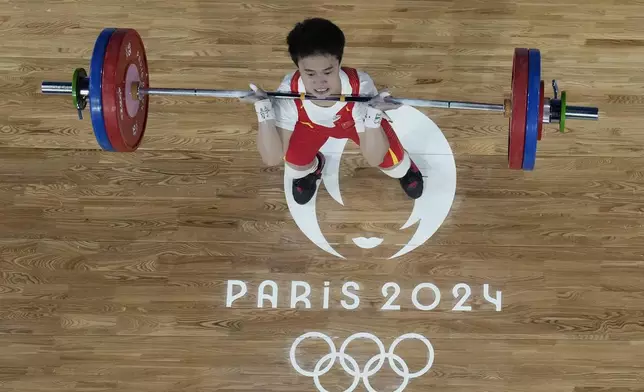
[
  {"left": 399, "top": 159, "right": 423, "bottom": 199},
  {"left": 292, "top": 152, "right": 325, "bottom": 205}
]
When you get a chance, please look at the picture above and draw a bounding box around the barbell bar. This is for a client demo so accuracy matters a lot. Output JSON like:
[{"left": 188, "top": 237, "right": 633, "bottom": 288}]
[
  {"left": 40, "top": 80, "right": 597, "bottom": 119},
  {"left": 42, "top": 80, "right": 508, "bottom": 112},
  {"left": 39, "top": 27, "right": 600, "bottom": 170}
]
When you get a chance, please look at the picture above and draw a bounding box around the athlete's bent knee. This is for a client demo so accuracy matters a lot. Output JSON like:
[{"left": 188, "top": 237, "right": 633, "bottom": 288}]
[
  {"left": 284, "top": 157, "right": 319, "bottom": 179},
  {"left": 262, "top": 154, "right": 283, "bottom": 167},
  {"left": 365, "top": 153, "right": 385, "bottom": 168}
]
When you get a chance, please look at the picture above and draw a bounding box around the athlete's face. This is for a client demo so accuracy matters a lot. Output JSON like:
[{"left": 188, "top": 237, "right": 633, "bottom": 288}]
[{"left": 297, "top": 54, "right": 341, "bottom": 99}]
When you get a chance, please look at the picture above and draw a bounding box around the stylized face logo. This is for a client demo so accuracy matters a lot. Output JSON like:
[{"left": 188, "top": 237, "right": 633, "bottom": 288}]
[{"left": 284, "top": 106, "right": 457, "bottom": 259}]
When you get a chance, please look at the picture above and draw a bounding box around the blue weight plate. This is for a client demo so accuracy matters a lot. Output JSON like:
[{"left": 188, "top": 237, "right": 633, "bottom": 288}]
[
  {"left": 522, "top": 49, "right": 540, "bottom": 170},
  {"left": 89, "top": 28, "right": 116, "bottom": 151}
]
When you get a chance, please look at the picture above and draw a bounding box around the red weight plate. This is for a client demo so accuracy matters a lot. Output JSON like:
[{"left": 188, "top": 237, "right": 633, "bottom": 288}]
[
  {"left": 508, "top": 48, "right": 529, "bottom": 169},
  {"left": 537, "top": 80, "right": 544, "bottom": 141},
  {"left": 102, "top": 28, "right": 149, "bottom": 152}
]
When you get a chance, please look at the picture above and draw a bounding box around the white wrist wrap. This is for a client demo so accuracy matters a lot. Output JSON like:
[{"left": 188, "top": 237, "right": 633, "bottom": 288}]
[
  {"left": 254, "top": 99, "right": 275, "bottom": 122},
  {"left": 364, "top": 106, "right": 383, "bottom": 128}
]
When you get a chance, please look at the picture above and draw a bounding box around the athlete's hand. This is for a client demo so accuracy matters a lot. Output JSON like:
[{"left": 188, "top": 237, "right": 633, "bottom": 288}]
[
  {"left": 367, "top": 90, "right": 402, "bottom": 111},
  {"left": 239, "top": 83, "right": 269, "bottom": 104}
]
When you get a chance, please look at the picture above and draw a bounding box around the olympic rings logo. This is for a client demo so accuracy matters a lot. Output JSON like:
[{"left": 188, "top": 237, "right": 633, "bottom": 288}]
[{"left": 289, "top": 332, "right": 434, "bottom": 392}]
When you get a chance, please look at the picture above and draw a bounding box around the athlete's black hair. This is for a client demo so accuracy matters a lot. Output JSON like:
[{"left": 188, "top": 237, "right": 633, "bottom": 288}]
[{"left": 287, "top": 18, "right": 345, "bottom": 66}]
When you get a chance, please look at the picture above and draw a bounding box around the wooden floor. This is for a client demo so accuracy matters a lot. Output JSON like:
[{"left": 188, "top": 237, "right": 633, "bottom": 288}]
[{"left": 2, "top": 0, "right": 644, "bottom": 391}]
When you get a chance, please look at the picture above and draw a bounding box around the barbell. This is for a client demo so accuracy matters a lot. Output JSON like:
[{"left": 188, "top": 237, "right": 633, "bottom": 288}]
[{"left": 40, "top": 27, "right": 599, "bottom": 170}]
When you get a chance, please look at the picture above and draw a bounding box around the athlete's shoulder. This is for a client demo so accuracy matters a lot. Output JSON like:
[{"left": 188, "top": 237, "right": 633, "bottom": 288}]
[
  {"left": 276, "top": 71, "right": 298, "bottom": 92},
  {"left": 355, "top": 69, "right": 375, "bottom": 82},
  {"left": 273, "top": 71, "right": 299, "bottom": 131},
  {"left": 351, "top": 69, "right": 378, "bottom": 95}
]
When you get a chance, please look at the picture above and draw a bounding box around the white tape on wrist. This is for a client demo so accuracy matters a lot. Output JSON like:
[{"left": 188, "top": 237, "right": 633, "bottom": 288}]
[
  {"left": 364, "top": 106, "right": 383, "bottom": 129},
  {"left": 254, "top": 99, "right": 275, "bottom": 122}
]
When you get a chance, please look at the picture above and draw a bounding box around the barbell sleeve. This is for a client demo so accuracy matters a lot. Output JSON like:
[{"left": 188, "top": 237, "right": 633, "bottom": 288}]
[
  {"left": 550, "top": 102, "right": 598, "bottom": 121},
  {"left": 565, "top": 106, "right": 599, "bottom": 121},
  {"left": 41, "top": 81, "right": 74, "bottom": 95}
]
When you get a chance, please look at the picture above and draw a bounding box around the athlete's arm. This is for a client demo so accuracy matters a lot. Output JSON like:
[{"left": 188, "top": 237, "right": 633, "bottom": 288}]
[
  {"left": 354, "top": 72, "right": 391, "bottom": 166},
  {"left": 243, "top": 82, "right": 295, "bottom": 166},
  {"left": 358, "top": 109, "right": 390, "bottom": 167},
  {"left": 255, "top": 116, "right": 287, "bottom": 166}
]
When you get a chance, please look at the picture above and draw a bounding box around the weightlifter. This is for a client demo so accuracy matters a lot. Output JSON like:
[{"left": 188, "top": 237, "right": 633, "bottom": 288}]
[{"left": 240, "top": 17, "right": 424, "bottom": 205}]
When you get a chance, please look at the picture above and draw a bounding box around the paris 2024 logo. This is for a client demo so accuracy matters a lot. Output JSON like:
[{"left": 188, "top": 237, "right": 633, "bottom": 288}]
[{"left": 283, "top": 105, "right": 457, "bottom": 259}]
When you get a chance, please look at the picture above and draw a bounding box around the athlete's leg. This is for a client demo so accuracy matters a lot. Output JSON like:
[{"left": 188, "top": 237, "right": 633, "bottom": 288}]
[
  {"left": 366, "top": 121, "right": 424, "bottom": 199},
  {"left": 284, "top": 127, "right": 330, "bottom": 205}
]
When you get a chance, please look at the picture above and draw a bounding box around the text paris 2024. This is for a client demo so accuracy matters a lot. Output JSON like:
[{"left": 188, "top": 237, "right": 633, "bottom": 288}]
[{"left": 225, "top": 280, "right": 502, "bottom": 312}]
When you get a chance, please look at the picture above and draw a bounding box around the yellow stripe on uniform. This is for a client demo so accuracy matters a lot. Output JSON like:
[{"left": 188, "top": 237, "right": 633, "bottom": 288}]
[{"left": 388, "top": 148, "right": 399, "bottom": 165}]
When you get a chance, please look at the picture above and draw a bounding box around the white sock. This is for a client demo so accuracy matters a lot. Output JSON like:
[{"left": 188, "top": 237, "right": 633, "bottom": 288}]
[
  {"left": 285, "top": 156, "right": 319, "bottom": 179},
  {"left": 380, "top": 152, "right": 411, "bottom": 179}
]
